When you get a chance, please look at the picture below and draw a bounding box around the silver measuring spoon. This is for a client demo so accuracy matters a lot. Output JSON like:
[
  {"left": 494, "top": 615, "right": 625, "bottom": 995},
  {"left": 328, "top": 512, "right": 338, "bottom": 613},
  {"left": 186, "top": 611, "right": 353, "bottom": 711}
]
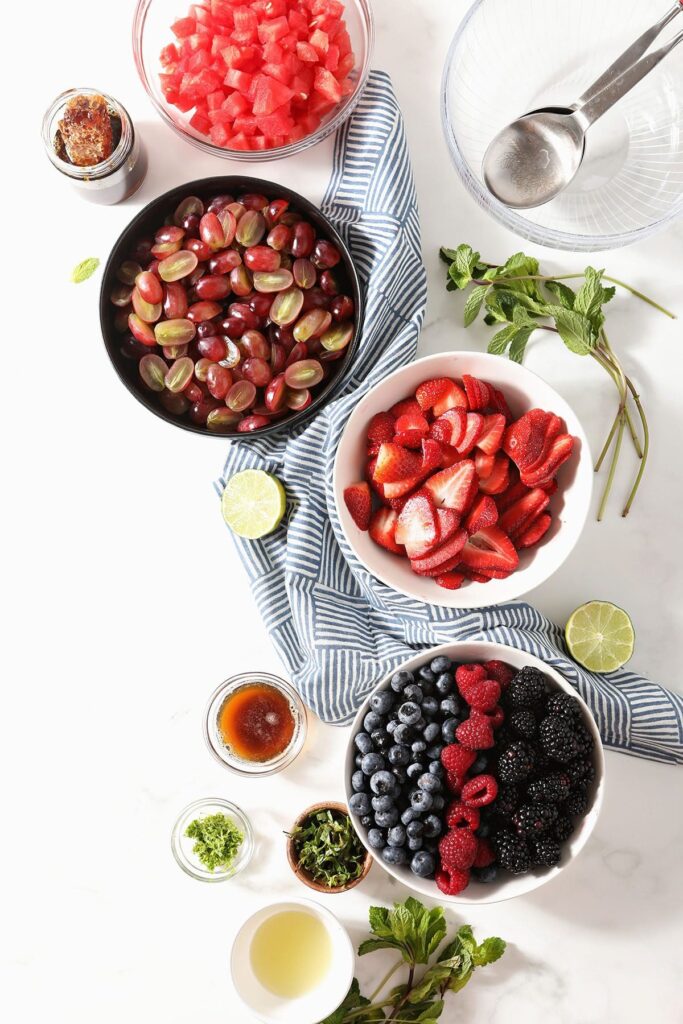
[{"left": 482, "top": 2, "right": 683, "bottom": 209}]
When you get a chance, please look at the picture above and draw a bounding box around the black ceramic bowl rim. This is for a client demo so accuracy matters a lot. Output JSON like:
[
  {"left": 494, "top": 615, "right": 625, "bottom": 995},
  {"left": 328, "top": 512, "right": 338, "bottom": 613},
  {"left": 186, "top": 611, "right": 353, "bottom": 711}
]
[{"left": 99, "top": 176, "right": 364, "bottom": 438}]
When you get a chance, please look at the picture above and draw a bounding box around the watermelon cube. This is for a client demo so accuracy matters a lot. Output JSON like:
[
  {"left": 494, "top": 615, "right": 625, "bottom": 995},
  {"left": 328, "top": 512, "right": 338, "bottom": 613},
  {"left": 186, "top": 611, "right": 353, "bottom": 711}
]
[
  {"left": 313, "top": 66, "right": 342, "bottom": 104},
  {"left": 171, "top": 17, "right": 196, "bottom": 38},
  {"left": 252, "top": 74, "right": 293, "bottom": 115}
]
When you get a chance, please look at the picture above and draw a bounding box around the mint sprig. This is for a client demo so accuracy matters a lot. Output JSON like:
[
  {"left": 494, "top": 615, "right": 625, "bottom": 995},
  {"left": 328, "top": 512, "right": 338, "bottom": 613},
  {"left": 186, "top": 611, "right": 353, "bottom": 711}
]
[
  {"left": 439, "top": 244, "right": 677, "bottom": 520},
  {"left": 319, "top": 897, "right": 505, "bottom": 1024}
]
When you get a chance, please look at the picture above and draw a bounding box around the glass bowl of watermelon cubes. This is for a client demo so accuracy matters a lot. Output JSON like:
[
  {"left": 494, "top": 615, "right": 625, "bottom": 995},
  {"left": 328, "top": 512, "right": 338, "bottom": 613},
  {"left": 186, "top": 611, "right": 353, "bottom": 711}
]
[
  {"left": 133, "top": 0, "right": 374, "bottom": 158},
  {"left": 333, "top": 352, "right": 593, "bottom": 608}
]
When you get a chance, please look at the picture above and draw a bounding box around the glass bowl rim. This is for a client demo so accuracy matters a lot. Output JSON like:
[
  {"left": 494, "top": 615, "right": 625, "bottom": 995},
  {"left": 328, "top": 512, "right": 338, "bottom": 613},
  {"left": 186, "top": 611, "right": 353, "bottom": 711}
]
[
  {"left": 441, "top": 0, "right": 683, "bottom": 252},
  {"left": 171, "top": 796, "right": 255, "bottom": 881}
]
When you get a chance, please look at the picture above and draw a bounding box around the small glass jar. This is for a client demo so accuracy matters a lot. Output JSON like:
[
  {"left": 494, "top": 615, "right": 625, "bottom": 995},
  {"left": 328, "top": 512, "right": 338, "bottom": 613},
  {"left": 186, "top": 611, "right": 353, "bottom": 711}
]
[
  {"left": 171, "top": 798, "right": 254, "bottom": 882},
  {"left": 42, "top": 88, "right": 147, "bottom": 205}
]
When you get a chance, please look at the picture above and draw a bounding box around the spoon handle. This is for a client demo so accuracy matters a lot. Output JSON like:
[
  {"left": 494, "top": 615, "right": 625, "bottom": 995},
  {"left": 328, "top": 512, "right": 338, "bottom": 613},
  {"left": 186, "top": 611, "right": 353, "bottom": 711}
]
[
  {"left": 575, "top": 1, "right": 682, "bottom": 108},
  {"left": 578, "top": 29, "right": 683, "bottom": 127}
]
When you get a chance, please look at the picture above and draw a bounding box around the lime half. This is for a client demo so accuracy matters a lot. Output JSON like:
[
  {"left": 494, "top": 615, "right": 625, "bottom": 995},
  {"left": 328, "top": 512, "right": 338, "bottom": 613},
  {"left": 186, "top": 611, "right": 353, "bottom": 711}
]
[
  {"left": 221, "top": 470, "right": 286, "bottom": 540},
  {"left": 565, "top": 601, "right": 635, "bottom": 673}
]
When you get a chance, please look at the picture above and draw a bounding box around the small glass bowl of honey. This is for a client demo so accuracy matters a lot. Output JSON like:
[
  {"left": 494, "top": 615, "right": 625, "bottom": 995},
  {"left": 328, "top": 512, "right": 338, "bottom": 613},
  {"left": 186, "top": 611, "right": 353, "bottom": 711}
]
[{"left": 204, "top": 672, "right": 308, "bottom": 777}]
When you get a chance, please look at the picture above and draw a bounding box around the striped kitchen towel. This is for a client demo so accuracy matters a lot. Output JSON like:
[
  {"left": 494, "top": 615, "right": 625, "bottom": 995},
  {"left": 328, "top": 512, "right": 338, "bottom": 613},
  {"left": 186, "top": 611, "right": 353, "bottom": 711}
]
[{"left": 216, "top": 71, "right": 683, "bottom": 765}]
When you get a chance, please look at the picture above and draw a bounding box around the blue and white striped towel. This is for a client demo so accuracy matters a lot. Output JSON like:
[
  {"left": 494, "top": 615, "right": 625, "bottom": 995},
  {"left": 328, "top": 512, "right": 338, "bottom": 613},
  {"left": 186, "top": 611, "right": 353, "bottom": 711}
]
[{"left": 216, "top": 71, "right": 683, "bottom": 765}]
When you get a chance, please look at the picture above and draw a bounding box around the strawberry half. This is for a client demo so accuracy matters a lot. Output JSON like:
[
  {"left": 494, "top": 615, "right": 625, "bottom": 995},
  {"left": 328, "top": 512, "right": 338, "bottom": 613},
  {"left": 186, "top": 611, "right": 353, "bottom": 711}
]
[
  {"left": 464, "top": 494, "right": 499, "bottom": 535},
  {"left": 478, "top": 454, "right": 511, "bottom": 495},
  {"left": 499, "top": 488, "right": 550, "bottom": 539},
  {"left": 460, "top": 526, "right": 519, "bottom": 574},
  {"left": 374, "top": 442, "right": 423, "bottom": 484},
  {"left": 462, "top": 374, "right": 493, "bottom": 411},
  {"left": 432, "top": 379, "right": 467, "bottom": 417},
  {"left": 409, "top": 529, "right": 468, "bottom": 574},
  {"left": 369, "top": 507, "right": 404, "bottom": 554},
  {"left": 343, "top": 482, "right": 371, "bottom": 531},
  {"left": 415, "top": 377, "right": 454, "bottom": 412},
  {"left": 424, "top": 460, "right": 478, "bottom": 515},
  {"left": 439, "top": 444, "right": 461, "bottom": 468},
  {"left": 366, "top": 411, "right": 395, "bottom": 445},
  {"left": 395, "top": 491, "right": 439, "bottom": 556},
  {"left": 516, "top": 512, "right": 552, "bottom": 548},
  {"left": 454, "top": 413, "right": 485, "bottom": 456},
  {"left": 394, "top": 411, "right": 429, "bottom": 449},
  {"left": 431, "top": 409, "right": 467, "bottom": 448},
  {"left": 390, "top": 397, "right": 422, "bottom": 419},
  {"left": 420, "top": 438, "right": 443, "bottom": 473},
  {"left": 476, "top": 413, "right": 506, "bottom": 455}
]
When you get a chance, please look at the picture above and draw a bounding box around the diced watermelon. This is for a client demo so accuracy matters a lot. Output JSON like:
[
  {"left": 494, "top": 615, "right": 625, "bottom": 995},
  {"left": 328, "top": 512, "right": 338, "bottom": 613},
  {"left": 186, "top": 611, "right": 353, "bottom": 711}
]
[
  {"left": 207, "top": 88, "right": 226, "bottom": 109},
  {"left": 296, "top": 40, "right": 319, "bottom": 62},
  {"left": 309, "top": 28, "right": 329, "bottom": 54},
  {"left": 190, "top": 110, "right": 212, "bottom": 134},
  {"left": 209, "top": 122, "right": 230, "bottom": 145},
  {"left": 324, "top": 44, "right": 339, "bottom": 72},
  {"left": 257, "top": 15, "right": 289, "bottom": 43},
  {"left": 224, "top": 68, "right": 254, "bottom": 94},
  {"left": 172, "top": 17, "right": 196, "bottom": 38},
  {"left": 313, "top": 66, "right": 342, "bottom": 103},
  {"left": 221, "top": 90, "right": 250, "bottom": 116},
  {"left": 160, "top": 43, "right": 179, "bottom": 65},
  {"left": 252, "top": 74, "right": 294, "bottom": 114}
]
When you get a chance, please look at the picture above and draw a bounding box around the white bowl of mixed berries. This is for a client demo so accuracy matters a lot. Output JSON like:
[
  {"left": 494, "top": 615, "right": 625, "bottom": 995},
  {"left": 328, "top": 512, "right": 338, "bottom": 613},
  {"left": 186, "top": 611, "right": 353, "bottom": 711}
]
[
  {"left": 344, "top": 642, "right": 605, "bottom": 903},
  {"left": 333, "top": 352, "right": 592, "bottom": 607}
]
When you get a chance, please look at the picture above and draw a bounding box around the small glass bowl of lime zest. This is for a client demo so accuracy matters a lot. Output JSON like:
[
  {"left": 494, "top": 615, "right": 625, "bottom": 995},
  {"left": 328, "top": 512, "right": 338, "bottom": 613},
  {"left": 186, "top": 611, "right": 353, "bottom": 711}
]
[{"left": 171, "top": 798, "right": 254, "bottom": 882}]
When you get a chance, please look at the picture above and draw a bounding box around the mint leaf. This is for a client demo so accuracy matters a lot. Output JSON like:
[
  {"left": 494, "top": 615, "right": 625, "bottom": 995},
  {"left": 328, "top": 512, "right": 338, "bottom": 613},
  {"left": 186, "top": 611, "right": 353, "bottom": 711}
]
[
  {"left": 509, "top": 328, "right": 533, "bottom": 363},
  {"left": 358, "top": 938, "right": 403, "bottom": 957},
  {"left": 463, "top": 285, "right": 490, "bottom": 327},
  {"left": 445, "top": 244, "right": 480, "bottom": 290},
  {"left": 553, "top": 308, "right": 597, "bottom": 355},
  {"left": 545, "top": 280, "right": 576, "bottom": 309},
  {"left": 473, "top": 937, "right": 506, "bottom": 966},
  {"left": 71, "top": 257, "right": 100, "bottom": 283},
  {"left": 368, "top": 906, "right": 392, "bottom": 938},
  {"left": 388, "top": 905, "right": 415, "bottom": 946},
  {"left": 487, "top": 324, "right": 518, "bottom": 354}
]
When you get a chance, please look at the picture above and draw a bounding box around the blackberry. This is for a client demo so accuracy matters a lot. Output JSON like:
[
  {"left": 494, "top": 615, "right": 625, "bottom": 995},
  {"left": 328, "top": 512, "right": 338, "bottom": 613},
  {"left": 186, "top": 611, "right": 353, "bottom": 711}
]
[
  {"left": 566, "top": 758, "right": 595, "bottom": 791},
  {"left": 573, "top": 723, "right": 595, "bottom": 758},
  {"left": 494, "top": 783, "right": 521, "bottom": 818},
  {"left": 506, "top": 667, "right": 547, "bottom": 709},
  {"left": 512, "top": 801, "right": 558, "bottom": 837},
  {"left": 546, "top": 692, "right": 583, "bottom": 721},
  {"left": 564, "top": 791, "right": 589, "bottom": 818},
  {"left": 497, "top": 740, "right": 536, "bottom": 784},
  {"left": 527, "top": 771, "right": 572, "bottom": 804},
  {"left": 530, "top": 837, "right": 562, "bottom": 867},
  {"left": 493, "top": 829, "right": 531, "bottom": 874},
  {"left": 509, "top": 710, "right": 537, "bottom": 740},
  {"left": 553, "top": 815, "right": 575, "bottom": 843},
  {"left": 538, "top": 717, "right": 580, "bottom": 763}
]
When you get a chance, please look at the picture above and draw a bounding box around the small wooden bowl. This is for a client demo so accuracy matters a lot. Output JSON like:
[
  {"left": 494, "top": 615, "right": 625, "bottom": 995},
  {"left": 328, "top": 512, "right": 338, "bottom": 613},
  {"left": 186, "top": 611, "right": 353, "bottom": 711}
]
[{"left": 286, "top": 801, "right": 373, "bottom": 894}]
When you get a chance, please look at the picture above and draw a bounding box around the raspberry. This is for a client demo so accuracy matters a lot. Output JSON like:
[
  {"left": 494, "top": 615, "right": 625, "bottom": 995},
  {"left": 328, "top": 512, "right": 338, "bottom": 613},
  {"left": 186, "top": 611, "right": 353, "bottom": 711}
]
[
  {"left": 456, "top": 713, "right": 495, "bottom": 750},
  {"left": 496, "top": 740, "right": 536, "bottom": 783},
  {"left": 492, "top": 829, "right": 531, "bottom": 874},
  {"left": 506, "top": 667, "right": 547, "bottom": 709},
  {"left": 494, "top": 783, "right": 521, "bottom": 818},
  {"left": 509, "top": 709, "right": 537, "bottom": 739},
  {"left": 461, "top": 773, "right": 498, "bottom": 808},
  {"left": 472, "top": 837, "right": 496, "bottom": 868},
  {"left": 512, "top": 802, "right": 558, "bottom": 837},
  {"left": 439, "top": 828, "right": 478, "bottom": 870},
  {"left": 527, "top": 772, "right": 571, "bottom": 804},
  {"left": 445, "top": 771, "right": 464, "bottom": 794},
  {"left": 455, "top": 663, "right": 487, "bottom": 697},
  {"left": 530, "top": 837, "right": 562, "bottom": 867},
  {"left": 436, "top": 866, "right": 470, "bottom": 895},
  {"left": 538, "top": 717, "right": 581, "bottom": 763},
  {"left": 440, "top": 744, "right": 476, "bottom": 776},
  {"left": 546, "top": 692, "right": 583, "bottom": 721},
  {"left": 466, "top": 679, "right": 501, "bottom": 712},
  {"left": 445, "top": 800, "right": 480, "bottom": 831},
  {"left": 483, "top": 660, "right": 514, "bottom": 689},
  {"left": 480, "top": 704, "right": 505, "bottom": 730}
]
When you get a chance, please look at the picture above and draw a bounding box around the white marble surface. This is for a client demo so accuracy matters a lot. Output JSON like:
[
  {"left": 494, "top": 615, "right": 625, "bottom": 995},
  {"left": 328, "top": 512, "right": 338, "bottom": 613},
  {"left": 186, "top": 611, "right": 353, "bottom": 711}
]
[{"left": 4, "top": 1, "right": 683, "bottom": 1021}]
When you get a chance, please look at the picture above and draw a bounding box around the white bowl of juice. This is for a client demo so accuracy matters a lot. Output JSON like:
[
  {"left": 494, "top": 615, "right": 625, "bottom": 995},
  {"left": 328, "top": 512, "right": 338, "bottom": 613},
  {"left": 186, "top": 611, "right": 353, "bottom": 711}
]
[{"left": 230, "top": 898, "right": 355, "bottom": 1024}]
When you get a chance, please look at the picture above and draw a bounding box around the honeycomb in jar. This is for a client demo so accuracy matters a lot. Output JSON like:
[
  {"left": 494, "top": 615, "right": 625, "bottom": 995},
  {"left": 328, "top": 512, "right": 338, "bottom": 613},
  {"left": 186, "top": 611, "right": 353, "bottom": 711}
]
[{"left": 57, "top": 94, "right": 114, "bottom": 167}]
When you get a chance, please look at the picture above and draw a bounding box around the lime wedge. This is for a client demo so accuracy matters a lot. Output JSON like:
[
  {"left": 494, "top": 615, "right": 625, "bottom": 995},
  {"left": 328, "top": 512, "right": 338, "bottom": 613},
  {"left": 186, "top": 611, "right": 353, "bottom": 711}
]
[
  {"left": 565, "top": 601, "right": 635, "bottom": 673},
  {"left": 221, "top": 470, "right": 286, "bottom": 539}
]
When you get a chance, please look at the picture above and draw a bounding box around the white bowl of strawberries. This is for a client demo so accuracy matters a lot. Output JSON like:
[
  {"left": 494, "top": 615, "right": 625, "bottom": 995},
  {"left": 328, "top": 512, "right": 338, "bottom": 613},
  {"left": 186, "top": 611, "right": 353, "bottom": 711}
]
[{"left": 333, "top": 352, "right": 592, "bottom": 607}]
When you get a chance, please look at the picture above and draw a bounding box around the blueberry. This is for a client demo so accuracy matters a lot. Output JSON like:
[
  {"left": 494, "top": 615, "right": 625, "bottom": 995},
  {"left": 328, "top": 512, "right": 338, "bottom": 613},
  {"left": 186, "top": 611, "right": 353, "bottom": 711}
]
[
  {"left": 431, "top": 656, "right": 452, "bottom": 674},
  {"left": 367, "top": 828, "right": 386, "bottom": 849},
  {"left": 435, "top": 673, "right": 454, "bottom": 695},
  {"left": 355, "top": 753, "right": 364, "bottom": 769},
  {"left": 417, "top": 773, "right": 441, "bottom": 794},
  {"left": 440, "top": 696, "right": 461, "bottom": 717},
  {"left": 391, "top": 766, "right": 407, "bottom": 785},
  {"left": 375, "top": 808, "right": 399, "bottom": 828},
  {"left": 351, "top": 770, "right": 367, "bottom": 792},
  {"left": 393, "top": 723, "right": 413, "bottom": 745},
  {"left": 427, "top": 744, "right": 444, "bottom": 759},
  {"left": 373, "top": 729, "right": 393, "bottom": 752},
  {"left": 431, "top": 794, "right": 445, "bottom": 812},
  {"left": 428, "top": 760, "right": 444, "bottom": 777},
  {"left": 418, "top": 666, "right": 436, "bottom": 684},
  {"left": 442, "top": 719, "right": 459, "bottom": 743},
  {"left": 421, "top": 696, "right": 439, "bottom": 717},
  {"left": 423, "top": 722, "right": 441, "bottom": 744},
  {"left": 387, "top": 709, "right": 400, "bottom": 723},
  {"left": 398, "top": 702, "right": 421, "bottom": 726},
  {"left": 477, "top": 820, "right": 491, "bottom": 838},
  {"left": 423, "top": 814, "right": 442, "bottom": 838},
  {"left": 401, "top": 807, "right": 420, "bottom": 825},
  {"left": 415, "top": 717, "right": 427, "bottom": 732},
  {"left": 386, "top": 719, "right": 398, "bottom": 735},
  {"left": 407, "top": 762, "right": 424, "bottom": 781},
  {"left": 354, "top": 732, "right": 373, "bottom": 754},
  {"left": 388, "top": 744, "right": 410, "bottom": 766},
  {"left": 370, "top": 690, "right": 394, "bottom": 715},
  {"left": 410, "top": 790, "right": 433, "bottom": 813},
  {"left": 423, "top": 840, "right": 439, "bottom": 855},
  {"left": 363, "top": 711, "right": 382, "bottom": 733},
  {"left": 372, "top": 794, "right": 394, "bottom": 813},
  {"left": 361, "top": 752, "right": 385, "bottom": 775},
  {"left": 472, "top": 755, "right": 489, "bottom": 774},
  {"left": 472, "top": 864, "right": 498, "bottom": 883},
  {"left": 411, "top": 740, "right": 427, "bottom": 755},
  {"left": 410, "top": 850, "right": 436, "bottom": 877},
  {"left": 403, "top": 683, "right": 424, "bottom": 705},
  {"left": 408, "top": 835, "right": 423, "bottom": 851},
  {"left": 349, "top": 792, "right": 371, "bottom": 816},
  {"left": 360, "top": 814, "right": 373, "bottom": 828},
  {"left": 406, "top": 819, "right": 424, "bottom": 839},
  {"left": 390, "top": 670, "right": 414, "bottom": 693},
  {"left": 387, "top": 825, "right": 406, "bottom": 847},
  {"left": 370, "top": 770, "right": 397, "bottom": 796},
  {"left": 382, "top": 846, "right": 408, "bottom": 866}
]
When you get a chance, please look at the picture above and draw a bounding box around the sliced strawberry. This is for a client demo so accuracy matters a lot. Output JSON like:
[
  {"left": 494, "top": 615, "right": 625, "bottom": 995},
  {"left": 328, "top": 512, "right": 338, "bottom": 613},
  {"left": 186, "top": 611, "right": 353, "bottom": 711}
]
[
  {"left": 476, "top": 413, "right": 506, "bottom": 455},
  {"left": 424, "top": 460, "right": 478, "bottom": 515},
  {"left": 395, "top": 412, "right": 429, "bottom": 438},
  {"left": 432, "top": 379, "right": 467, "bottom": 417},
  {"left": 429, "top": 418, "right": 452, "bottom": 444},
  {"left": 416, "top": 377, "right": 455, "bottom": 412},
  {"left": 383, "top": 473, "right": 426, "bottom": 500},
  {"left": 366, "top": 411, "right": 395, "bottom": 445},
  {"left": 503, "top": 409, "right": 552, "bottom": 471},
  {"left": 420, "top": 438, "right": 443, "bottom": 473},
  {"left": 436, "top": 507, "right": 462, "bottom": 544},
  {"left": 410, "top": 553, "right": 463, "bottom": 577},
  {"left": 390, "top": 397, "right": 422, "bottom": 419},
  {"left": 435, "top": 571, "right": 465, "bottom": 590},
  {"left": 522, "top": 413, "right": 563, "bottom": 475},
  {"left": 460, "top": 526, "right": 519, "bottom": 574},
  {"left": 490, "top": 386, "right": 513, "bottom": 422},
  {"left": 366, "top": 440, "right": 382, "bottom": 457},
  {"left": 431, "top": 408, "right": 467, "bottom": 448},
  {"left": 478, "top": 454, "right": 511, "bottom": 495},
  {"left": 474, "top": 451, "right": 496, "bottom": 479},
  {"left": 439, "top": 444, "right": 461, "bottom": 468},
  {"left": 462, "top": 374, "right": 493, "bottom": 411},
  {"left": 454, "top": 413, "right": 485, "bottom": 456},
  {"left": 499, "top": 488, "right": 550, "bottom": 538},
  {"left": 374, "top": 442, "right": 422, "bottom": 484},
  {"left": 540, "top": 478, "right": 558, "bottom": 497},
  {"left": 369, "top": 507, "right": 404, "bottom": 554},
  {"left": 395, "top": 491, "right": 439, "bottom": 556},
  {"left": 343, "top": 482, "right": 371, "bottom": 531},
  {"left": 464, "top": 494, "right": 498, "bottom": 535},
  {"left": 495, "top": 477, "right": 529, "bottom": 512},
  {"left": 461, "top": 568, "right": 491, "bottom": 583},
  {"left": 521, "top": 434, "right": 575, "bottom": 487},
  {"left": 394, "top": 429, "right": 427, "bottom": 449},
  {"left": 516, "top": 512, "right": 552, "bottom": 548},
  {"left": 409, "top": 529, "right": 468, "bottom": 574}
]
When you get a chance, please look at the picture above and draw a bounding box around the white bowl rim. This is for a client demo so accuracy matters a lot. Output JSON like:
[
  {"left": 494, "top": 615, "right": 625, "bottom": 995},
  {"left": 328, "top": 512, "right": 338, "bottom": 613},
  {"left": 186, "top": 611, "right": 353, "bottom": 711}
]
[
  {"left": 332, "top": 351, "right": 593, "bottom": 609},
  {"left": 343, "top": 640, "right": 605, "bottom": 905}
]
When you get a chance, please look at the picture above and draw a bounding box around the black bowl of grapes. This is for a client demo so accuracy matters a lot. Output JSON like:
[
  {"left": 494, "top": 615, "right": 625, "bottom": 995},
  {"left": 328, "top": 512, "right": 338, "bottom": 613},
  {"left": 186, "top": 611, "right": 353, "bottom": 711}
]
[{"left": 99, "top": 176, "right": 363, "bottom": 437}]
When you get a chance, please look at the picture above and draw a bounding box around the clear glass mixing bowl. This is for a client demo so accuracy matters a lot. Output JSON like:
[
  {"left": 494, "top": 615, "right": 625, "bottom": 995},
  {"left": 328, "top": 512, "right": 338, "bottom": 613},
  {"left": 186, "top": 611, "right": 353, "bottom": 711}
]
[{"left": 442, "top": 0, "right": 683, "bottom": 250}]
